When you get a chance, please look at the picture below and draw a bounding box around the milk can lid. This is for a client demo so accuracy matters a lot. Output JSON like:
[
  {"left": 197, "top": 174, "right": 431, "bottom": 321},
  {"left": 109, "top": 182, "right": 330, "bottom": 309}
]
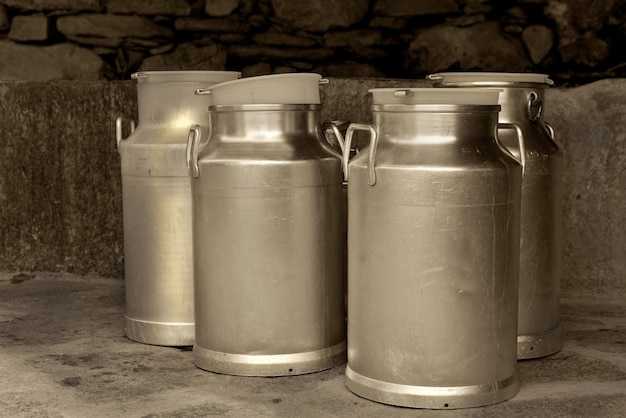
[
  {"left": 427, "top": 72, "right": 554, "bottom": 86},
  {"left": 368, "top": 87, "right": 502, "bottom": 105},
  {"left": 195, "top": 73, "right": 328, "bottom": 105},
  {"left": 131, "top": 70, "right": 241, "bottom": 84}
]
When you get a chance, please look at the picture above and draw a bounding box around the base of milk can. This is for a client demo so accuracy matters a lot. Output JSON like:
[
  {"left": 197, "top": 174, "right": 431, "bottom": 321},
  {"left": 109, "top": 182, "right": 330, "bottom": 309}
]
[
  {"left": 344, "top": 365, "right": 519, "bottom": 409},
  {"left": 124, "top": 316, "right": 194, "bottom": 347},
  {"left": 517, "top": 325, "right": 563, "bottom": 360},
  {"left": 193, "top": 341, "right": 346, "bottom": 376}
]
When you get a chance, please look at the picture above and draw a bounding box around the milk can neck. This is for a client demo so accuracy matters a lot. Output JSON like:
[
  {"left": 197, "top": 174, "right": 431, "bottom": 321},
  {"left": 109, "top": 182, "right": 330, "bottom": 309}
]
[
  {"left": 136, "top": 82, "right": 211, "bottom": 128},
  {"left": 209, "top": 105, "right": 321, "bottom": 139},
  {"left": 373, "top": 105, "right": 500, "bottom": 144}
]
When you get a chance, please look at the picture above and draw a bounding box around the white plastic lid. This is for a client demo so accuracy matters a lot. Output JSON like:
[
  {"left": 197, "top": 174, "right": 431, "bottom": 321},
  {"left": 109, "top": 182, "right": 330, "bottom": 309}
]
[
  {"left": 427, "top": 72, "right": 553, "bottom": 86},
  {"left": 199, "top": 73, "right": 326, "bottom": 105},
  {"left": 131, "top": 70, "right": 241, "bottom": 84},
  {"left": 369, "top": 88, "right": 502, "bottom": 105}
]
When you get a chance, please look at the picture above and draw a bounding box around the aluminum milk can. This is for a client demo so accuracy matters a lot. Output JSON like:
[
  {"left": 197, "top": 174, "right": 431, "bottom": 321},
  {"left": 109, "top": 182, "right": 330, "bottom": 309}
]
[
  {"left": 116, "top": 70, "right": 240, "bottom": 346},
  {"left": 429, "top": 72, "right": 563, "bottom": 359},
  {"left": 187, "top": 73, "right": 346, "bottom": 376},
  {"left": 343, "top": 88, "right": 522, "bottom": 409}
]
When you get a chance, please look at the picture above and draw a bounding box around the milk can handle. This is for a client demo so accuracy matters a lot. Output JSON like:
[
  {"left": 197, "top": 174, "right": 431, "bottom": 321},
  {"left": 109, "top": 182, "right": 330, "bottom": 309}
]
[
  {"left": 497, "top": 123, "right": 526, "bottom": 177},
  {"left": 343, "top": 123, "right": 378, "bottom": 186},
  {"left": 115, "top": 116, "right": 136, "bottom": 149},
  {"left": 186, "top": 124, "right": 202, "bottom": 178},
  {"left": 320, "top": 121, "right": 346, "bottom": 153},
  {"left": 544, "top": 122, "right": 555, "bottom": 141}
]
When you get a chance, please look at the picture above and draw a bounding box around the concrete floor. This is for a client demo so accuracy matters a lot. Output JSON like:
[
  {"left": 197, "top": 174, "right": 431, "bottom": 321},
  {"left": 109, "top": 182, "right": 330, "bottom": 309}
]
[{"left": 1, "top": 272, "right": 625, "bottom": 418}]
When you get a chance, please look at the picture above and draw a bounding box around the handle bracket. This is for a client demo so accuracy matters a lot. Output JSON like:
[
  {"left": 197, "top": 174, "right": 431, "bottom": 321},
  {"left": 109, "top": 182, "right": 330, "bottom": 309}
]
[
  {"left": 115, "top": 116, "right": 136, "bottom": 149},
  {"left": 497, "top": 123, "right": 526, "bottom": 177},
  {"left": 343, "top": 123, "right": 378, "bottom": 186},
  {"left": 527, "top": 91, "right": 543, "bottom": 121},
  {"left": 321, "top": 121, "right": 349, "bottom": 153},
  {"left": 544, "top": 122, "right": 555, "bottom": 141}
]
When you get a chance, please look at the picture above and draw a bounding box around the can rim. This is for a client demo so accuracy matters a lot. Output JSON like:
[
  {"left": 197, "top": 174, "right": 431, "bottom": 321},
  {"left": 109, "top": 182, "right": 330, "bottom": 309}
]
[
  {"left": 131, "top": 70, "right": 241, "bottom": 83},
  {"left": 371, "top": 104, "right": 502, "bottom": 113},
  {"left": 368, "top": 88, "right": 503, "bottom": 106},
  {"left": 209, "top": 104, "right": 320, "bottom": 112},
  {"left": 427, "top": 72, "right": 554, "bottom": 87}
]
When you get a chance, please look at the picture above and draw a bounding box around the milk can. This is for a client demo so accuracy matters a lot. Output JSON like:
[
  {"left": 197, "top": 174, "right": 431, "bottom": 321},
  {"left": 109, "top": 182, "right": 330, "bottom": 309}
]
[
  {"left": 428, "top": 72, "right": 563, "bottom": 359},
  {"left": 343, "top": 88, "right": 522, "bottom": 409},
  {"left": 116, "top": 70, "right": 240, "bottom": 346},
  {"left": 187, "top": 73, "right": 346, "bottom": 376}
]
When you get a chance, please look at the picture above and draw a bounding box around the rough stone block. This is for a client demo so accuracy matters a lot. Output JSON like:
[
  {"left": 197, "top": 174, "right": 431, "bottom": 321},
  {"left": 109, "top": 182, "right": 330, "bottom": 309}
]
[
  {"left": 546, "top": 0, "right": 615, "bottom": 66},
  {"left": 252, "top": 32, "right": 318, "bottom": 48},
  {"left": 464, "top": 0, "right": 492, "bottom": 14},
  {"left": 324, "top": 29, "right": 399, "bottom": 48},
  {"left": 174, "top": 17, "right": 248, "bottom": 33},
  {"left": 57, "top": 14, "right": 174, "bottom": 41},
  {"left": 217, "top": 33, "right": 247, "bottom": 44},
  {"left": 271, "top": 0, "right": 369, "bottom": 32},
  {"left": 8, "top": 15, "right": 50, "bottom": 42},
  {"left": 0, "top": 41, "right": 104, "bottom": 80},
  {"left": 0, "top": 0, "right": 101, "bottom": 12},
  {"left": 138, "top": 42, "right": 227, "bottom": 71},
  {"left": 314, "top": 61, "right": 386, "bottom": 78},
  {"left": 240, "top": 61, "right": 272, "bottom": 77},
  {"left": 368, "top": 16, "right": 406, "bottom": 30},
  {"left": 227, "top": 44, "right": 334, "bottom": 61},
  {"left": 205, "top": 0, "right": 240, "bottom": 17},
  {"left": 373, "top": 0, "right": 460, "bottom": 16},
  {"left": 406, "top": 22, "right": 531, "bottom": 74},
  {"left": 104, "top": 0, "right": 191, "bottom": 16},
  {"left": 522, "top": 24, "right": 554, "bottom": 64}
]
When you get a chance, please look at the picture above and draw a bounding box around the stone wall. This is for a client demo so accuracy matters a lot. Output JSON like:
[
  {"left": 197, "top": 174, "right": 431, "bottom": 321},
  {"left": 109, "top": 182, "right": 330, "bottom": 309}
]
[{"left": 0, "top": 0, "right": 624, "bottom": 85}]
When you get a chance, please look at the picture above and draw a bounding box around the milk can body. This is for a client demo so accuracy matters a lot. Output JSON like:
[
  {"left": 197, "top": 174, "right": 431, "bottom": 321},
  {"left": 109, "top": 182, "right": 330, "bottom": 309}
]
[
  {"left": 189, "top": 104, "right": 346, "bottom": 376},
  {"left": 117, "top": 71, "right": 239, "bottom": 346},
  {"left": 429, "top": 73, "right": 563, "bottom": 359},
  {"left": 344, "top": 90, "right": 522, "bottom": 408}
]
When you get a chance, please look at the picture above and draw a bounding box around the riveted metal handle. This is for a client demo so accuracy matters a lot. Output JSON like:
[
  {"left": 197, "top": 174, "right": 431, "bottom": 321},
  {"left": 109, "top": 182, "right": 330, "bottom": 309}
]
[
  {"left": 343, "top": 123, "right": 378, "bottom": 186},
  {"left": 545, "top": 122, "right": 555, "bottom": 141},
  {"left": 497, "top": 123, "right": 526, "bottom": 178},
  {"left": 115, "top": 116, "right": 136, "bottom": 149},
  {"left": 527, "top": 91, "right": 543, "bottom": 121},
  {"left": 186, "top": 124, "right": 202, "bottom": 178}
]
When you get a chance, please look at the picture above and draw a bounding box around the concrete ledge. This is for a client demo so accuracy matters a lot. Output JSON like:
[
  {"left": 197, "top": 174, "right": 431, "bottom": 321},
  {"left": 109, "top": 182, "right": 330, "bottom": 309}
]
[
  {"left": 0, "top": 78, "right": 624, "bottom": 297},
  {"left": 0, "top": 81, "right": 135, "bottom": 277}
]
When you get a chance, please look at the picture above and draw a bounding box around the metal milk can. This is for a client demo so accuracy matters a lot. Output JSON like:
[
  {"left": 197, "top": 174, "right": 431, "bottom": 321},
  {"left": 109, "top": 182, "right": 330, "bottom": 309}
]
[
  {"left": 428, "top": 72, "right": 563, "bottom": 359},
  {"left": 116, "top": 70, "right": 240, "bottom": 346},
  {"left": 187, "top": 73, "right": 346, "bottom": 376},
  {"left": 343, "top": 88, "right": 522, "bottom": 409}
]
